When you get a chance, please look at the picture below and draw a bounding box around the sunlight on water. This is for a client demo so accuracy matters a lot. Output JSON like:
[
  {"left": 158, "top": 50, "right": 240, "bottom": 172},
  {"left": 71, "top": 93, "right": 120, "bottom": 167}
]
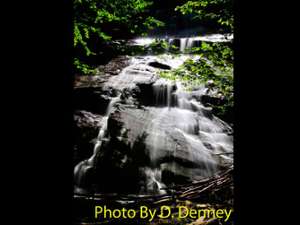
[{"left": 74, "top": 35, "right": 233, "bottom": 195}]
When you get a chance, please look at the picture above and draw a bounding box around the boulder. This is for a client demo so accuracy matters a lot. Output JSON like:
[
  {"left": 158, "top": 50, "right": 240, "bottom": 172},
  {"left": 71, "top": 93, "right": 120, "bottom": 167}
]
[
  {"left": 148, "top": 61, "right": 171, "bottom": 70},
  {"left": 73, "top": 55, "right": 233, "bottom": 195},
  {"left": 201, "top": 95, "right": 224, "bottom": 106},
  {"left": 73, "top": 110, "right": 102, "bottom": 166},
  {"left": 103, "top": 64, "right": 159, "bottom": 92},
  {"left": 99, "top": 55, "right": 130, "bottom": 75},
  {"left": 87, "top": 105, "right": 232, "bottom": 193},
  {"left": 74, "top": 87, "right": 118, "bottom": 115}
]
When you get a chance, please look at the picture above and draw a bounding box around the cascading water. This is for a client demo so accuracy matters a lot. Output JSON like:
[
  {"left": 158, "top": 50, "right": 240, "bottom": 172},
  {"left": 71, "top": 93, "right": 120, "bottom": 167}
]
[
  {"left": 179, "top": 38, "right": 194, "bottom": 52},
  {"left": 132, "top": 33, "right": 233, "bottom": 53},
  {"left": 142, "top": 81, "right": 232, "bottom": 193},
  {"left": 74, "top": 34, "right": 233, "bottom": 195},
  {"left": 74, "top": 95, "right": 120, "bottom": 194},
  {"left": 153, "top": 79, "right": 174, "bottom": 107}
]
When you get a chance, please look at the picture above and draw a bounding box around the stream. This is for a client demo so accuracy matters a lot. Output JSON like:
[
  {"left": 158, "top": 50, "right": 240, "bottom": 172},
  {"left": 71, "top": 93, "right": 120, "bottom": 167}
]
[{"left": 74, "top": 34, "right": 233, "bottom": 196}]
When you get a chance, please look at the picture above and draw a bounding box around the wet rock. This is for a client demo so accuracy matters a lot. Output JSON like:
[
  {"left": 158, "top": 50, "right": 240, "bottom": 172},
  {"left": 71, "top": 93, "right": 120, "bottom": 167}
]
[
  {"left": 73, "top": 110, "right": 102, "bottom": 166},
  {"left": 74, "top": 56, "right": 130, "bottom": 88},
  {"left": 74, "top": 110, "right": 102, "bottom": 128},
  {"left": 148, "top": 61, "right": 171, "bottom": 70},
  {"left": 73, "top": 54, "right": 233, "bottom": 195},
  {"left": 168, "top": 38, "right": 202, "bottom": 51},
  {"left": 74, "top": 74, "right": 110, "bottom": 88},
  {"left": 74, "top": 87, "right": 111, "bottom": 115},
  {"left": 90, "top": 105, "right": 232, "bottom": 190},
  {"left": 168, "top": 39, "right": 180, "bottom": 48},
  {"left": 98, "top": 55, "right": 130, "bottom": 76},
  {"left": 135, "top": 80, "right": 177, "bottom": 107},
  {"left": 104, "top": 64, "right": 158, "bottom": 92},
  {"left": 201, "top": 94, "right": 224, "bottom": 106},
  {"left": 161, "top": 163, "right": 196, "bottom": 184}
]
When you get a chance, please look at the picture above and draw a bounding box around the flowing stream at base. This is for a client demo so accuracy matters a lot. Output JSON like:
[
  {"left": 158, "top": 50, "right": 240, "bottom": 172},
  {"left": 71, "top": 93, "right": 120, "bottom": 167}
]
[{"left": 74, "top": 34, "right": 233, "bottom": 195}]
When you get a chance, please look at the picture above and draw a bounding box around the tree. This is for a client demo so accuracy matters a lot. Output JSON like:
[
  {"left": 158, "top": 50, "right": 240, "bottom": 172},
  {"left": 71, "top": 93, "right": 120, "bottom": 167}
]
[
  {"left": 175, "top": 0, "right": 233, "bottom": 32},
  {"left": 74, "top": 0, "right": 163, "bottom": 74}
]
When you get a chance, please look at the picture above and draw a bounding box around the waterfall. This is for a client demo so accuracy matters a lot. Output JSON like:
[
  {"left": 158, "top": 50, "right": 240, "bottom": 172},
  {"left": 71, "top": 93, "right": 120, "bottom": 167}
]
[
  {"left": 74, "top": 34, "right": 233, "bottom": 195},
  {"left": 180, "top": 38, "right": 187, "bottom": 52},
  {"left": 153, "top": 78, "right": 174, "bottom": 107},
  {"left": 74, "top": 95, "right": 120, "bottom": 194},
  {"left": 142, "top": 167, "right": 166, "bottom": 194},
  {"left": 131, "top": 34, "right": 233, "bottom": 53},
  {"left": 179, "top": 38, "right": 194, "bottom": 52}
]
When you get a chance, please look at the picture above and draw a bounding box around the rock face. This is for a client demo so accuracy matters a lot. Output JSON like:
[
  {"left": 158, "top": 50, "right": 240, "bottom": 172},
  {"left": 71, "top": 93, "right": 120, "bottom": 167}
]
[
  {"left": 97, "top": 55, "right": 130, "bottom": 76},
  {"left": 73, "top": 87, "right": 112, "bottom": 115},
  {"left": 73, "top": 111, "right": 103, "bottom": 166},
  {"left": 73, "top": 54, "right": 233, "bottom": 195},
  {"left": 100, "top": 105, "right": 232, "bottom": 189}
]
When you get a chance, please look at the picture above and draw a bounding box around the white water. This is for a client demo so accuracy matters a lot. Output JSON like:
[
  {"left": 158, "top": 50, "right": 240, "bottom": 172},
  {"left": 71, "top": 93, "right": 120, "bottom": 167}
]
[
  {"left": 74, "top": 35, "right": 233, "bottom": 195},
  {"left": 74, "top": 95, "right": 120, "bottom": 194},
  {"left": 179, "top": 38, "right": 194, "bottom": 52},
  {"left": 145, "top": 83, "right": 232, "bottom": 179},
  {"left": 131, "top": 33, "right": 233, "bottom": 52},
  {"left": 153, "top": 78, "right": 174, "bottom": 107}
]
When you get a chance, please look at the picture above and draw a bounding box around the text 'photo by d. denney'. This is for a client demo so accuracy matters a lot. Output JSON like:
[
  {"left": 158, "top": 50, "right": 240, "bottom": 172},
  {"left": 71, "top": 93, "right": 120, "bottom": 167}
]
[{"left": 73, "top": 0, "right": 234, "bottom": 224}]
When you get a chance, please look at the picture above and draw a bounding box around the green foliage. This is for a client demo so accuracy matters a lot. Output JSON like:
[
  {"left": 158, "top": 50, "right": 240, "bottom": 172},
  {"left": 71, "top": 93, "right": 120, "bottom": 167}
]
[
  {"left": 175, "top": 0, "right": 233, "bottom": 32},
  {"left": 159, "top": 42, "right": 233, "bottom": 121},
  {"left": 140, "top": 39, "right": 181, "bottom": 55},
  {"left": 111, "top": 38, "right": 179, "bottom": 56},
  {"left": 148, "top": 39, "right": 173, "bottom": 54},
  {"left": 74, "top": 0, "right": 164, "bottom": 75},
  {"left": 142, "top": 17, "right": 165, "bottom": 32},
  {"left": 74, "top": 58, "right": 97, "bottom": 75},
  {"left": 190, "top": 42, "right": 233, "bottom": 67}
]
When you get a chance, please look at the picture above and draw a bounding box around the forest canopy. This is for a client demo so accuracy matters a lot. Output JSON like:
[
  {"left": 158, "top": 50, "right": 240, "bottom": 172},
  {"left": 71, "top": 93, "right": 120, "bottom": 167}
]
[
  {"left": 73, "top": 0, "right": 233, "bottom": 74},
  {"left": 74, "top": 0, "right": 163, "bottom": 73},
  {"left": 175, "top": 0, "right": 233, "bottom": 31}
]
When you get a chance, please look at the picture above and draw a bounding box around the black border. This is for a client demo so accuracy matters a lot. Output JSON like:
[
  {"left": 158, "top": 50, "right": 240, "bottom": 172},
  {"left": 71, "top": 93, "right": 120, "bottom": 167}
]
[{"left": 2, "top": 0, "right": 294, "bottom": 224}]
